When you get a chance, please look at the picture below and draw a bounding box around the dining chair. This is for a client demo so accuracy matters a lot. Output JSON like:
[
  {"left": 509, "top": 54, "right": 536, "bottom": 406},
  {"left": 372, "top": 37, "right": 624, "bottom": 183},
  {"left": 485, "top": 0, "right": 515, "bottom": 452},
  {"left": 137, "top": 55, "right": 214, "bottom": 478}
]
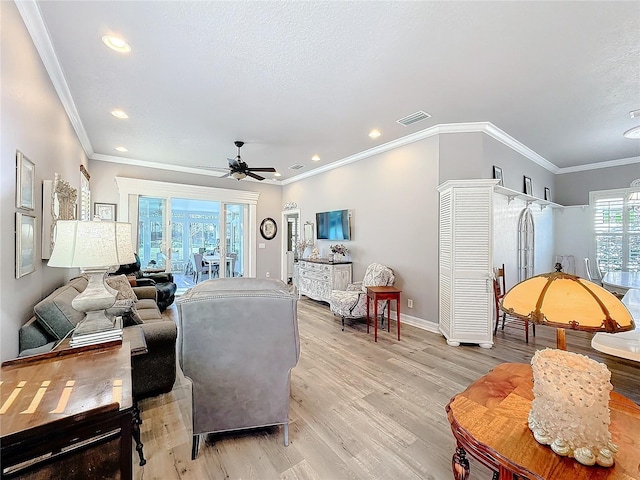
[
  {"left": 584, "top": 257, "right": 603, "bottom": 285},
  {"left": 191, "top": 253, "right": 206, "bottom": 283},
  {"left": 493, "top": 264, "right": 535, "bottom": 343}
]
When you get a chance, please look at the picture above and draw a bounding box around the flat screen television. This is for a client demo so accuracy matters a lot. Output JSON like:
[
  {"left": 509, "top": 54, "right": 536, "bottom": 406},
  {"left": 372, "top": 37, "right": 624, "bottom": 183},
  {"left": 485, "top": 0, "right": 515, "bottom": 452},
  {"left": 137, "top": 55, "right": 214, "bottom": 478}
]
[{"left": 316, "top": 209, "right": 351, "bottom": 240}]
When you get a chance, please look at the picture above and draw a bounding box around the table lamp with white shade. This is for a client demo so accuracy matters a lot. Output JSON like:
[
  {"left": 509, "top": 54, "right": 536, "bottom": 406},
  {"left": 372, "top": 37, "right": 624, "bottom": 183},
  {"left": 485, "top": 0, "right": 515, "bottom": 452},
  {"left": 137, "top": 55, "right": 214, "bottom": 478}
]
[{"left": 48, "top": 220, "right": 136, "bottom": 336}]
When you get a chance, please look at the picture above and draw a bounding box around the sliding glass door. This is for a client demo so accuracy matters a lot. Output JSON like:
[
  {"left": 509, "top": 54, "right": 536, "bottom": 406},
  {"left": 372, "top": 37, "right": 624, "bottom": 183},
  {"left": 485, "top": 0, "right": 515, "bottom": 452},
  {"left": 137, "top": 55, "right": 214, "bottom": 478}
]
[
  {"left": 137, "top": 196, "right": 247, "bottom": 278},
  {"left": 138, "top": 197, "right": 168, "bottom": 270}
]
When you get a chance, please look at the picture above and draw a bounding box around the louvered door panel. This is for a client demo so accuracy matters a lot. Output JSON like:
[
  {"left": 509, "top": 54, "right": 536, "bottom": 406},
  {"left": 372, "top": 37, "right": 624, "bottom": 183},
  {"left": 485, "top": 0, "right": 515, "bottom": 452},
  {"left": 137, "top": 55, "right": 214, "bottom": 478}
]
[{"left": 438, "top": 180, "right": 494, "bottom": 348}]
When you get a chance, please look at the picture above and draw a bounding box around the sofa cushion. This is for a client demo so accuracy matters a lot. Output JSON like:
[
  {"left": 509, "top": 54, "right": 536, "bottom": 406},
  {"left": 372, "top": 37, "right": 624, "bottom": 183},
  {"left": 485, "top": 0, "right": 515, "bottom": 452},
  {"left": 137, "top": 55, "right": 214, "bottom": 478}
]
[
  {"left": 106, "top": 274, "right": 139, "bottom": 301},
  {"left": 19, "top": 316, "right": 55, "bottom": 351},
  {"left": 34, "top": 276, "right": 88, "bottom": 339}
]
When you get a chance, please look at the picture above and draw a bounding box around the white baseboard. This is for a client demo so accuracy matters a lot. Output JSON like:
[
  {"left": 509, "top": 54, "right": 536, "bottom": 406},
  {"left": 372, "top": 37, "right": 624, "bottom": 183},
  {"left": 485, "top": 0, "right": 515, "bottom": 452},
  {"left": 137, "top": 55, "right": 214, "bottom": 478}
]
[{"left": 389, "top": 310, "right": 440, "bottom": 334}]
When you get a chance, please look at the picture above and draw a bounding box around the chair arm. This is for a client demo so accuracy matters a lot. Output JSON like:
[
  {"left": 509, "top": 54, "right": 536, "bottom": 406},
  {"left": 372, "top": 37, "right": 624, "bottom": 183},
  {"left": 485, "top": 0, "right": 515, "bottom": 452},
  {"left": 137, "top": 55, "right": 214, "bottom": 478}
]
[
  {"left": 134, "top": 277, "right": 157, "bottom": 288},
  {"left": 132, "top": 321, "right": 177, "bottom": 398},
  {"left": 146, "top": 272, "right": 174, "bottom": 283},
  {"left": 133, "top": 285, "right": 158, "bottom": 301},
  {"left": 347, "top": 282, "right": 363, "bottom": 291}
]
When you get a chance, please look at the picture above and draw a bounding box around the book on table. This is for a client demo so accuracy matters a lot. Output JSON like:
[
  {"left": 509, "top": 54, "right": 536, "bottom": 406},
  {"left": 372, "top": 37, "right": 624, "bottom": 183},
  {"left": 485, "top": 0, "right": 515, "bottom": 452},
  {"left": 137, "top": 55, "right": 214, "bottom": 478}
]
[{"left": 70, "top": 317, "right": 123, "bottom": 347}]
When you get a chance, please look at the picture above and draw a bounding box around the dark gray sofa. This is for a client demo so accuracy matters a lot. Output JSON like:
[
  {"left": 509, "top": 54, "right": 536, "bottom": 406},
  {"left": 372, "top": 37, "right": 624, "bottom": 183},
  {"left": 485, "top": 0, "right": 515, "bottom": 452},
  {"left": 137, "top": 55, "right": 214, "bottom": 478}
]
[{"left": 19, "top": 275, "right": 177, "bottom": 399}]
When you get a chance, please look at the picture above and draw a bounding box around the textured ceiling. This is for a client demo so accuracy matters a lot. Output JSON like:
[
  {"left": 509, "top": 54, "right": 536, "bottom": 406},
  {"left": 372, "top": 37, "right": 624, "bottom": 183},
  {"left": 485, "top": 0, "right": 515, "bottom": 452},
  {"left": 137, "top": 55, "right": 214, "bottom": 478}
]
[{"left": 28, "top": 1, "right": 640, "bottom": 181}]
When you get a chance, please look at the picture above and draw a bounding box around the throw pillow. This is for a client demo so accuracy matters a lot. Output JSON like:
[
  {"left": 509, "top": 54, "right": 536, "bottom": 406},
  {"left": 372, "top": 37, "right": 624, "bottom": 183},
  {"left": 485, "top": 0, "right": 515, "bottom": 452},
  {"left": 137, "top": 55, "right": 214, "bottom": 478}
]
[
  {"left": 106, "top": 298, "right": 135, "bottom": 317},
  {"left": 106, "top": 274, "right": 139, "bottom": 302}
]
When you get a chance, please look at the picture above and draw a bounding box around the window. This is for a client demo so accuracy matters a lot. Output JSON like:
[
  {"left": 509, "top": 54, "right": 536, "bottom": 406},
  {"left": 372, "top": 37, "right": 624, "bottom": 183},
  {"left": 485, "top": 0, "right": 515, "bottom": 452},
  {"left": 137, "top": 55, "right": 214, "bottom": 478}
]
[{"left": 591, "top": 187, "right": 640, "bottom": 272}]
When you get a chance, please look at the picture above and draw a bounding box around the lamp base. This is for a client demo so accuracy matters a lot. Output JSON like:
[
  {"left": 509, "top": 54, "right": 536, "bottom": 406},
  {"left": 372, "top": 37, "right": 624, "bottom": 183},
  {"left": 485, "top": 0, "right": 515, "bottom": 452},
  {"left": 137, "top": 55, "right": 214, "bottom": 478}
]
[
  {"left": 73, "top": 309, "right": 117, "bottom": 336},
  {"left": 71, "top": 268, "right": 118, "bottom": 336}
]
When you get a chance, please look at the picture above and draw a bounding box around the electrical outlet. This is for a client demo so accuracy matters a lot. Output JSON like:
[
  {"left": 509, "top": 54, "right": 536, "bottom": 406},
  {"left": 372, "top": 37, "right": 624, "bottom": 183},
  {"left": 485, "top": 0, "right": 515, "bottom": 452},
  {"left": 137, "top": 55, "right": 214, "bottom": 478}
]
[
  {"left": 407, "top": 298, "right": 414, "bottom": 308},
  {"left": 266, "top": 272, "right": 270, "bottom": 278}
]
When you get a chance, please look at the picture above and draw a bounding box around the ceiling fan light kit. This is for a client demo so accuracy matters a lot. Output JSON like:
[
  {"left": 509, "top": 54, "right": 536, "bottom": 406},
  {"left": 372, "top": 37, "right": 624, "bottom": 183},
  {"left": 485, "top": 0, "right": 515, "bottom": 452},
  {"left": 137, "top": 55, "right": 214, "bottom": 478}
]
[{"left": 220, "top": 141, "right": 276, "bottom": 181}]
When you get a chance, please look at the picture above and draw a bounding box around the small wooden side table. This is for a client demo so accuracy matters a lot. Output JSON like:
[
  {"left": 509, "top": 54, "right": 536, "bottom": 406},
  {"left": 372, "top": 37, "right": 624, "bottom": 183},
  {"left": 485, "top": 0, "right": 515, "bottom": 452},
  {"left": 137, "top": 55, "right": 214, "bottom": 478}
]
[
  {"left": 366, "top": 286, "right": 402, "bottom": 342},
  {"left": 446, "top": 363, "right": 640, "bottom": 480},
  {"left": 1, "top": 343, "right": 134, "bottom": 479}
]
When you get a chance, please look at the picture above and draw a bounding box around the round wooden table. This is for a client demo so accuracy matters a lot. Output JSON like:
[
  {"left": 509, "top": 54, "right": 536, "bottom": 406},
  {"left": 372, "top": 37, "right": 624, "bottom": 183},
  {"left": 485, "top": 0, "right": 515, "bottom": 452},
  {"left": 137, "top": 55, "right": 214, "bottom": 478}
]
[{"left": 446, "top": 363, "right": 640, "bottom": 480}]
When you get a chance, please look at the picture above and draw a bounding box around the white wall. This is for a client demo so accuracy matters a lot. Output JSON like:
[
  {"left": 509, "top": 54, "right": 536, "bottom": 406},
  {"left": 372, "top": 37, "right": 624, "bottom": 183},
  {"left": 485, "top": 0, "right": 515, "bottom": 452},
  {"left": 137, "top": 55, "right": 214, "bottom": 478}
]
[
  {"left": 554, "top": 206, "right": 591, "bottom": 278},
  {"left": 284, "top": 136, "right": 441, "bottom": 329},
  {"left": 1, "top": 2, "right": 88, "bottom": 360}
]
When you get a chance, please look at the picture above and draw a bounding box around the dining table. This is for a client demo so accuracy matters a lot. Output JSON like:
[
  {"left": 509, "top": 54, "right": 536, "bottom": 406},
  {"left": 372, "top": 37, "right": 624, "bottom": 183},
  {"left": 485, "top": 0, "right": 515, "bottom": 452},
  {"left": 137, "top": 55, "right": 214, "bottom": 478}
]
[
  {"left": 601, "top": 271, "right": 640, "bottom": 295},
  {"left": 591, "top": 288, "right": 640, "bottom": 362},
  {"left": 202, "top": 254, "right": 233, "bottom": 279}
]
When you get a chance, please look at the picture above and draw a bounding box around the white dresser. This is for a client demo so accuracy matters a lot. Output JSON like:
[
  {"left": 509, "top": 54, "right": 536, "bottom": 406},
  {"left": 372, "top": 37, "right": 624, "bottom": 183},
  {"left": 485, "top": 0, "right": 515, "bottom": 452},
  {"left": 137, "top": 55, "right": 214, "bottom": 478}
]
[{"left": 298, "top": 259, "right": 352, "bottom": 303}]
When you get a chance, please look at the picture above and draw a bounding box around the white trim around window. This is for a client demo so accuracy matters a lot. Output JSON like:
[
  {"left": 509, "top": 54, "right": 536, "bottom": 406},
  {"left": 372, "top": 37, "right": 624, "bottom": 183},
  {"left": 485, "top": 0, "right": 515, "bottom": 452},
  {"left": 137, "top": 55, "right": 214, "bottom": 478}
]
[{"left": 115, "top": 177, "right": 260, "bottom": 277}]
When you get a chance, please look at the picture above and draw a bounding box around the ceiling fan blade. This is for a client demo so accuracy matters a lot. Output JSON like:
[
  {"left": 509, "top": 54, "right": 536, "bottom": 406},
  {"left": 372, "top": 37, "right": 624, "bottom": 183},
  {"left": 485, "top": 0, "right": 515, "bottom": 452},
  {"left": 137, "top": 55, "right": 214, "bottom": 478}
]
[
  {"left": 228, "top": 157, "right": 240, "bottom": 168},
  {"left": 197, "top": 165, "right": 229, "bottom": 172},
  {"left": 219, "top": 172, "right": 231, "bottom": 179},
  {"left": 247, "top": 167, "right": 276, "bottom": 172},
  {"left": 246, "top": 171, "right": 265, "bottom": 181}
]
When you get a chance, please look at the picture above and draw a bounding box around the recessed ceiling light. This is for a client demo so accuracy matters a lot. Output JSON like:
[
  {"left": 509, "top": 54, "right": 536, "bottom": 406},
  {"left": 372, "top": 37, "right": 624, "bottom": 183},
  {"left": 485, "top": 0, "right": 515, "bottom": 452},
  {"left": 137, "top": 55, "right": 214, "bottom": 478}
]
[
  {"left": 111, "top": 109, "right": 128, "bottom": 119},
  {"left": 311, "top": 154, "right": 320, "bottom": 161},
  {"left": 623, "top": 126, "right": 640, "bottom": 139},
  {"left": 369, "top": 129, "right": 381, "bottom": 139},
  {"left": 115, "top": 146, "right": 128, "bottom": 152},
  {"left": 102, "top": 35, "right": 131, "bottom": 53},
  {"left": 274, "top": 172, "right": 282, "bottom": 177}
]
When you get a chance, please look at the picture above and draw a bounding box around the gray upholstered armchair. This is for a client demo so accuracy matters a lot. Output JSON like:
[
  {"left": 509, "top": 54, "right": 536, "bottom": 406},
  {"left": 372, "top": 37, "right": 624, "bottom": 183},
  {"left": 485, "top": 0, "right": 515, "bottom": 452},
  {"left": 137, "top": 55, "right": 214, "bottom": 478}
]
[
  {"left": 176, "top": 278, "right": 300, "bottom": 459},
  {"left": 330, "top": 263, "right": 396, "bottom": 330}
]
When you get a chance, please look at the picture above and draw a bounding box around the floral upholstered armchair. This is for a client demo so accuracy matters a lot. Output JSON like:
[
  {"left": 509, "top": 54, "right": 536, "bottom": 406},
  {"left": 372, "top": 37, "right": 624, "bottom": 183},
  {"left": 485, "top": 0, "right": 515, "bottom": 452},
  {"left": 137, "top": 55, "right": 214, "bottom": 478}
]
[{"left": 330, "top": 263, "right": 395, "bottom": 331}]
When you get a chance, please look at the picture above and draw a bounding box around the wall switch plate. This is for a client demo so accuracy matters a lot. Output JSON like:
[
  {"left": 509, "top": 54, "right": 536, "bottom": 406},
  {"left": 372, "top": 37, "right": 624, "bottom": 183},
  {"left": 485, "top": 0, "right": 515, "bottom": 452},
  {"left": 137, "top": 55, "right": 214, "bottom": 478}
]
[
  {"left": 258, "top": 243, "right": 265, "bottom": 249},
  {"left": 266, "top": 272, "right": 270, "bottom": 278},
  {"left": 407, "top": 299, "right": 414, "bottom": 308}
]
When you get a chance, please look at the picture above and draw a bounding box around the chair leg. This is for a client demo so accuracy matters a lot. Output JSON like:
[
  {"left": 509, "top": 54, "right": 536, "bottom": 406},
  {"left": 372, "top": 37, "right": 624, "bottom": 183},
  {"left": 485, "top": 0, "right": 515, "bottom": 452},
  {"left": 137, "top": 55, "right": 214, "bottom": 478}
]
[
  {"left": 501, "top": 313, "right": 506, "bottom": 331},
  {"left": 283, "top": 423, "right": 289, "bottom": 446},
  {"left": 532, "top": 323, "right": 536, "bottom": 337},
  {"left": 191, "top": 434, "right": 201, "bottom": 460},
  {"left": 525, "top": 320, "right": 529, "bottom": 344},
  {"left": 494, "top": 305, "right": 499, "bottom": 335},
  {"left": 341, "top": 316, "right": 345, "bottom": 331}
]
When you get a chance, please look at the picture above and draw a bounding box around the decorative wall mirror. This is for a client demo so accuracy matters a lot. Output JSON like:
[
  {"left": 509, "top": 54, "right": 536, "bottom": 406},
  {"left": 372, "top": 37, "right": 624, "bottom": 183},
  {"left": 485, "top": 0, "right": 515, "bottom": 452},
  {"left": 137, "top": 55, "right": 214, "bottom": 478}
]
[
  {"left": 304, "top": 222, "right": 314, "bottom": 243},
  {"left": 42, "top": 173, "right": 77, "bottom": 259},
  {"left": 79, "top": 165, "right": 91, "bottom": 221}
]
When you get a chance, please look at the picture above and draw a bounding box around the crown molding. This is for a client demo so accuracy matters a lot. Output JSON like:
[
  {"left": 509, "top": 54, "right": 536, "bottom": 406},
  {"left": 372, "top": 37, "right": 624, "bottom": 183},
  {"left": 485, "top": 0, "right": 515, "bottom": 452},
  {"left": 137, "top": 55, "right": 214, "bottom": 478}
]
[
  {"left": 91, "top": 154, "right": 281, "bottom": 185},
  {"left": 282, "top": 122, "right": 560, "bottom": 185},
  {"left": 556, "top": 155, "right": 640, "bottom": 174},
  {"left": 16, "top": 0, "right": 93, "bottom": 157}
]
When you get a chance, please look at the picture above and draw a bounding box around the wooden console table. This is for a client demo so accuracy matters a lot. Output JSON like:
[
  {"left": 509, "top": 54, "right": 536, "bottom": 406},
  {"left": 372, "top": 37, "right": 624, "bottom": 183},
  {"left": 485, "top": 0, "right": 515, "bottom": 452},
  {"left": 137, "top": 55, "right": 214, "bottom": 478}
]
[
  {"left": 1, "top": 343, "right": 134, "bottom": 479},
  {"left": 445, "top": 363, "right": 640, "bottom": 480},
  {"left": 366, "top": 286, "right": 402, "bottom": 342}
]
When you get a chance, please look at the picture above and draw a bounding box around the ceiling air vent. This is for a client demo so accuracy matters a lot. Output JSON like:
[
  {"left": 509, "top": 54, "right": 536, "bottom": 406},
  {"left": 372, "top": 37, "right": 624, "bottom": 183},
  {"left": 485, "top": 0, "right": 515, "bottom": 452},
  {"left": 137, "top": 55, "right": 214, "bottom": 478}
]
[
  {"left": 397, "top": 110, "right": 431, "bottom": 126},
  {"left": 289, "top": 164, "right": 305, "bottom": 170}
]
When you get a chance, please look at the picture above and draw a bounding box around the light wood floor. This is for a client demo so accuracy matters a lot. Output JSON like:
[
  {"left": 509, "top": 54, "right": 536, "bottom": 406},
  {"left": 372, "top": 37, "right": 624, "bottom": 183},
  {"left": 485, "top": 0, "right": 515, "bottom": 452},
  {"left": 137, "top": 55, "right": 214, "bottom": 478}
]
[{"left": 134, "top": 298, "right": 639, "bottom": 480}]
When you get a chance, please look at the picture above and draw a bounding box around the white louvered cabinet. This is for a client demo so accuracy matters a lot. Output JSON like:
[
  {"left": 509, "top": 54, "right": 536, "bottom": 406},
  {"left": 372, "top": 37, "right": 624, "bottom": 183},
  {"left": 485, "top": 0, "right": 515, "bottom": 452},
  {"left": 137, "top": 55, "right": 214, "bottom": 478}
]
[{"left": 438, "top": 180, "right": 495, "bottom": 348}]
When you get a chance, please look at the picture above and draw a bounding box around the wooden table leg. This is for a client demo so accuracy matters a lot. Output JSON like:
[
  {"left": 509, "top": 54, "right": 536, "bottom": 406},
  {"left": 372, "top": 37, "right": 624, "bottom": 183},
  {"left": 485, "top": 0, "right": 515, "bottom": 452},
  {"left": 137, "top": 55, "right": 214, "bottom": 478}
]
[
  {"left": 396, "top": 296, "right": 401, "bottom": 341},
  {"left": 452, "top": 446, "right": 470, "bottom": 480},
  {"left": 132, "top": 401, "right": 146, "bottom": 466},
  {"left": 374, "top": 294, "right": 378, "bottom": 342}
]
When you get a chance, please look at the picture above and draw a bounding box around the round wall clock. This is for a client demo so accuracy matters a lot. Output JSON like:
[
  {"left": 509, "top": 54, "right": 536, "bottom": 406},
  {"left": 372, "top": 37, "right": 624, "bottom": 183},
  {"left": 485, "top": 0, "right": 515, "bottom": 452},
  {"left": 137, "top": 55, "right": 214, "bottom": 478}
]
[{"left": 260, "top": 217, "right": 277, "bottom": 240}]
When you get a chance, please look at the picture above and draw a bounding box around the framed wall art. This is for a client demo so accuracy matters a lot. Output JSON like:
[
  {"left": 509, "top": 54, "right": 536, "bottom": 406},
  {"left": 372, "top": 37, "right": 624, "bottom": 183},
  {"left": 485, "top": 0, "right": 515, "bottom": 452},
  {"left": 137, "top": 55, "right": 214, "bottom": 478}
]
[
  {"left": 492, "top": 166, "right": 504, "bottom": 186},
  {"left": 16, "top": 150, "right": 35, "bottom": 210},
  {"left": 260, "top": 217, "right": 277, "bottom": 240},
  {"left": 94, "top": 202, "right": 117, "bottom": 221},
  {"left": 523, "top": 176, "right": 533, "bottom": 196},
  {"left": 16, "top": 212, "right": 36, "bottom": 278}
]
